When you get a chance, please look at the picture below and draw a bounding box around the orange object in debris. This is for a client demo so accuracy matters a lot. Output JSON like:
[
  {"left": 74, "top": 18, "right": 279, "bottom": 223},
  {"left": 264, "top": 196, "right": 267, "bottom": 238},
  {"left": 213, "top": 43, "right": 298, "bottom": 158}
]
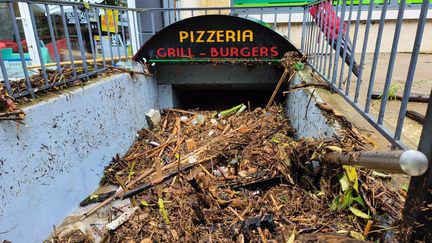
[{"left": 186, "top": 139, "right": 196, "bottom": 152}]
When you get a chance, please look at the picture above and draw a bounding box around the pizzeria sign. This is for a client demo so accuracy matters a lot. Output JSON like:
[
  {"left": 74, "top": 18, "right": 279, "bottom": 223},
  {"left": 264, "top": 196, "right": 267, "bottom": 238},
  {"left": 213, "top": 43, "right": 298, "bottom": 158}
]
[{"left": 133, "top": 15, "right": 301, "bottom": 63}]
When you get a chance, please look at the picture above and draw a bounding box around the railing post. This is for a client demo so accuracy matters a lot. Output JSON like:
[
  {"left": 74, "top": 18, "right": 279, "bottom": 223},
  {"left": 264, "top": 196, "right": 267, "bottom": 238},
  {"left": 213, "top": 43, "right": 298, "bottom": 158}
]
[
  {"left": 301, "top": 6, "right": 307, "bottom": 52},
  {"left": 401, "top": 88, "right": 432, "bottom": 241}
]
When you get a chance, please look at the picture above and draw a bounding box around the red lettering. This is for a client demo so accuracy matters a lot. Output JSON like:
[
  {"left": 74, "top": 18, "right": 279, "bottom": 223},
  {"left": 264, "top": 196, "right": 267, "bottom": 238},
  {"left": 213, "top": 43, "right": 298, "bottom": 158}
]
[
  {"left": 220, "top": 47, "right": 230, "bottom": 57},
  {"left": 270, "top": 46, "right": 278, "bottom": 57},
  {"left": 156, "top": 48, "right": 166, "bottom": 58},
  {"left": 210, "top": 47, "right": 219, "bottom": 57},
  {"left": 167, "top": 48, "right": 176, "bottom": 57},
  {"left": 259, "top": 47, "right": 269, "bottom": 57},
  {"left": 230, "top": 47, "right": 239, "bottom": 57},
  {"left": 187, "top": 48, "right": 193, "bottom": 57},
  {"left": 251, "top": 47, "right": 259, "bottom": 57},
  {"left": 240, "top": 47, "right": 250, "bottom": 57}
]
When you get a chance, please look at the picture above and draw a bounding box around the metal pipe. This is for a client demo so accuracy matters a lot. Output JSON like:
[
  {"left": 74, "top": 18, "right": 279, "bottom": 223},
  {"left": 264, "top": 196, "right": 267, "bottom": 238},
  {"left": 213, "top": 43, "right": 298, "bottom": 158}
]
[
  {"left": 9, "top": 2, "right": 34, "bottom": 98},
  {"left": 365, "top": 0, "right": 388, "bottom": 113},
  {"left": 345, "top": 0, "right": 363, "bottom": 96},
  {"left": 395, "top": 0, "right": 430, "bottom": 140},
  {"left": 320, "top": 150, "right": 428, "bottom": 176},
  {"left": 72, "top": 6, "right": 89, "bottom": 79},
  {"left": 28, "top": 2, "right": 49, "bottom": 85},
  {"left": 378, "top": 0, "right": 405, "bottom": 125},
  {"left": 60, "top": 5, "right": 77, "bottom": 76},
  {"left": 354, "top": 0, "right": 374, "bottom": 103},
  {"left": 331, "top": 0, "right": 347, "bottom": 85}
]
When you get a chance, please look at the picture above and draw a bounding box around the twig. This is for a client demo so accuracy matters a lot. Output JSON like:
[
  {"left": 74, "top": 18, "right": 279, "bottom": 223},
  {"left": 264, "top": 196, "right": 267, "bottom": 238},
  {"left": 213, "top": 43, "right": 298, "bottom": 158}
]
[
  {"left": 266, "top": 68, "right": 290, "bottom": 110},
  {"left": 227, "top": 206, "right": 244, "bottom": 221}
]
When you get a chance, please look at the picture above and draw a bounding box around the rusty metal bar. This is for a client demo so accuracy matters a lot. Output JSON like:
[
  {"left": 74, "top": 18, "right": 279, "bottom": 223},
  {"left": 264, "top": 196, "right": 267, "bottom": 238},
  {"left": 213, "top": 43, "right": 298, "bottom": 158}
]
[{"left": 320, "top": 150, "right": 428, "bottom": 176}]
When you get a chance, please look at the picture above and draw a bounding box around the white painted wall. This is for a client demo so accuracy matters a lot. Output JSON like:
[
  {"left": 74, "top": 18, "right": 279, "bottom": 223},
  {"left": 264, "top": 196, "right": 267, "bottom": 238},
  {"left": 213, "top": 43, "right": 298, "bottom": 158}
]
[{"left": 0, "top": 73, "right": 158, "bottom": 242}]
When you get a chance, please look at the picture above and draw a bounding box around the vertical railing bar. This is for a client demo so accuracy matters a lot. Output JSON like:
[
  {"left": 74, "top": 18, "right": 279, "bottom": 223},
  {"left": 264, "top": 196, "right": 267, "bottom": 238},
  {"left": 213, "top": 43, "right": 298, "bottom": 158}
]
[
  {"left": 288, "top": 7, "right": 291, "bottom": 39},
  {"left": 137, "top": 11, "right": 143, "bottom": 46},
  {"left": 305, "top": 9, "right": 311, "bottom": 58},
  {"left": 354, "top": 0, "right": 374, "bottom": 103},
  {"left": 45, "top": 4, "right": 62, "bottom": 74},
  {"left": 8, "top": 2, "right": 34, "bottom": 98},
  {"left": 151, "top": 11, "right": 155, "bottom": 34},
  {"left": 345, "top": 0, "right": 363, "bottom": 96},
  {"left": 300, "top": 7, "right": 307, "bottom": 52},
  {"left": 338, "top": 0, "right": 354, "bottom": 89},
  {"left": 131, "top": 10, "right": 138, "bottom": 49},
  {"left": 317, "top": 3, "right": 324, "bottom": 72},
  {"left": 331, "top": 0, "right": 346, "bottom": 85},
  {"left": 322, "top": 2, "right": 330, "bottom": 76},
  {"left": 119, "top": 10, "right": 128, "bottom": 61},
  {"left": 365, "top": 0, "right": 388, "bottom": 113},
  {"left": 260, "top": 8, "right": 263, "bottom": 21},
  {"left": 308, "top": 8, "right": 314, "bottom": 59},
  {"left": 273, "top": 9, "right": 277, "bottom": 30},
  {"left": 177, "top": 10, "right": 180, "bottom": 20},
  {"left": 218, "top": 9, "right": 221, "bottom": 15},
  {"left": 394, "top": 0, "right": 429, "bottom": 140},
  {"left": 124, "top": 10, "right": 131, "bottom": 61},
  {"left": 328, "top": 0, "right": 340, "bottom": 81},
  {"left": 28, "top": 3, "right": 49, "bottom": 85},
  {"left": 85, "top": 8, "right": 97, "bottom": 71},
  {"left": 323, "top": 2, "right": 331, "bottom": 77},
  {"left": 309, "top": 7, "right": 315, "bottom": 65},
  {"left": 105, "top": 8, "right": 114, "bottom": 65},
  {"left": 60, "top": 5, "right": 76, "bottom": 76},
  {"left": 96, "top": 8, "right": 106, "bottom": 67},
  {"left": 313, "top": 5, "right": 321, "bottom": 67},
  {"left": 72, "top": 6, "right": 89, "bottom": 79},
  {"left": 378, "top": 0, "right": 405, "bottom": 125},
  {"left": 191, "top": 9, "right": 194, "bottom": 17},
  {"left": 112, "top": 9, "right": 121, "bottom": 63},
  {"left": 0, "top": 52, "right": 12, "bottom": 95},
  {"left": 318, "top": 3, "right": 326, "bottom": 73}
]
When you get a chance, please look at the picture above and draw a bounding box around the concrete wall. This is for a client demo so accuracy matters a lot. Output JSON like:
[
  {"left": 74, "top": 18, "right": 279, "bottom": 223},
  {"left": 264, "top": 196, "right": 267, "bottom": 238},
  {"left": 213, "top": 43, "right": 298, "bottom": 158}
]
[
  {"left": 0, "top": 73, "right": 158, "bottom": 243},
  {"left": 285, "top": 71, "right": 340, "bottom": 139}
]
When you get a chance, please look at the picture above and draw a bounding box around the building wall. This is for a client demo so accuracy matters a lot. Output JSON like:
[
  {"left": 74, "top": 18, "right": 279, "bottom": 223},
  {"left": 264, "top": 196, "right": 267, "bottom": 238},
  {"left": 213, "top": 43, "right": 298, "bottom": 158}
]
[{"left": 0, "top": 73, "right": 158, "bottom": 243}]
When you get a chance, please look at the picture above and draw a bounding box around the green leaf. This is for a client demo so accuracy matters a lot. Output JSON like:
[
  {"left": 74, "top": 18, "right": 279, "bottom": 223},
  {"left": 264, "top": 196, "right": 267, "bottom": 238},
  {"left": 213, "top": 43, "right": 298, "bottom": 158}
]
[
  {"left": 343, "top": 166, "right": 359, "bottom": 192},
  {"left": 339, "top": 174, "right": 350, "bottom": 192},
  {"left": 326, "top": 145, "right": 342, "bottom": 152},
  {"left": 293, "top": 62, "right": 304, "bottom": 71},
  {"left": 401, "top": 184, "right": 409, "bottom": 192},
  {"left": 349, "top": 207, "right": 370, "bottom": 219},
  {"left": 287, "top": 229, "right": 297, "bottom": 243},
  {"left": 341, "top": 189, "right": 353, "bottom": 208},
  {"left": 331, "top": 195, "right": 341, "bottom": 210},
  {"left": 349, "top": 231, "right": 365, "bottom": 240},
  {"left": 271, "top": 137, "right": 280, "bottom": 144},
  {"left": 352, "top": 195, "right": 366, "bottom": 208},
  {"left": 158, "top": 198, "right": 170, "bottom": 224}
]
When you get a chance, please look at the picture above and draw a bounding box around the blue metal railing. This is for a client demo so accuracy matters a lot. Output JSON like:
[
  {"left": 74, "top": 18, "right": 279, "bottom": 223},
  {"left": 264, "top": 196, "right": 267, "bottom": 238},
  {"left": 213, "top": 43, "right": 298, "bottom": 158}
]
[
  {"left": 0, "top": 0, "right": 430, "bottom": 150},
  {"left": 303, "top": 0, "right": 430, "bottom": 149}
]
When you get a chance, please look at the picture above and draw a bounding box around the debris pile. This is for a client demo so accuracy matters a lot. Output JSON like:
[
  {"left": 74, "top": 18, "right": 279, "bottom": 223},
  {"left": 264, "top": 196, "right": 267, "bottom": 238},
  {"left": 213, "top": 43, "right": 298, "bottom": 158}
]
[
  {"left": 0, "top": 83, "right": 25, "bottom": 120},
  {"left": 55, "top": 105, "right": 406, "bottom": 242}
]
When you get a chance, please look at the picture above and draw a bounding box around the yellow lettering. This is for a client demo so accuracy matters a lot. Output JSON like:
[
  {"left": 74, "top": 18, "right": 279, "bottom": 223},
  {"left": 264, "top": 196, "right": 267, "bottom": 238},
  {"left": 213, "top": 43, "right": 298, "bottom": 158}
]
[
  {"left": 207, "top": 30, "right": 215, "bottom": 42},
  {"left": 243, "top": 30, "right": 253, "bottom": 42},
  {"left": 179, "top": 31, "right": 189, "bottom": 43},
  {"left": 196, "top": 31, "right": 205, "bottom": 43},
  {"left": 226, "top": 30, "right": 235, "bottom": 42},
  {"left": 216, "top": 30, "right": 224, "bottom": 42}
]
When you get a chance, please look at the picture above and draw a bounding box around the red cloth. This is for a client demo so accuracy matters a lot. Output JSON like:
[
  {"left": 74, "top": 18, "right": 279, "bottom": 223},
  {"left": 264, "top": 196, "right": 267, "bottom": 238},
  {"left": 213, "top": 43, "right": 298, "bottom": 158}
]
[{"left": 309, "top": 2, "right": 347, "bottom": 41}]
